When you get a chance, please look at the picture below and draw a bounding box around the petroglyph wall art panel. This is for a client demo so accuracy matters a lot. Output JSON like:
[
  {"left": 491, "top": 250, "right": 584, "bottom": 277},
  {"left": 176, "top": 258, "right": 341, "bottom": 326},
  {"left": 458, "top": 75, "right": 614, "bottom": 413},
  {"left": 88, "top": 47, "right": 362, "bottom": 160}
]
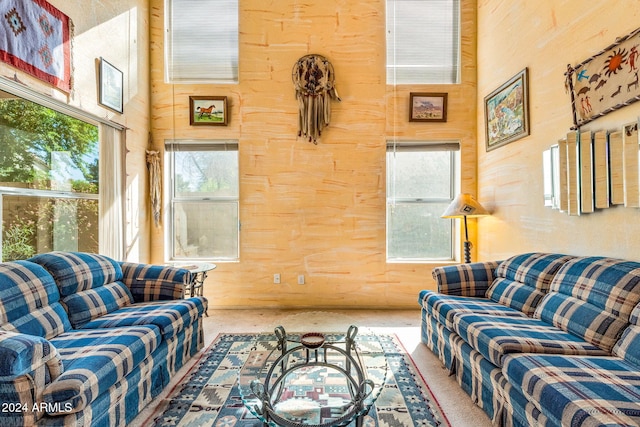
[{"left": 566, "top": 27, "right": 640, "bottom": 129}]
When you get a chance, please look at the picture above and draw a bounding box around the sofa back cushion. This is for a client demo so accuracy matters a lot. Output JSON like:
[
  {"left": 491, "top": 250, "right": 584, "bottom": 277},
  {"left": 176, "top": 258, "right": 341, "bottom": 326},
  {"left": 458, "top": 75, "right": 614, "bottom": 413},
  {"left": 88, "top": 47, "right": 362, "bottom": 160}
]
[
  {"left": 486, "top": 253, "right": 574, "bottom": 315},
  {"left": 613, "top": 303, "right": 640, "bottom": 367},
  {"left": 29, "top": 252, "right": 123, "bottom": 296},
  {"left": 62, "top": 282, "right": 133, "bottom": 328},
  {"left": 29, "top": 252, "right": 132, "bottom": 328},
  {"left": 0, "top": 261, "right": 71, "bottom": 339},
  {"left": 535, "top": 257, "right": 640, "bottom": 353}
]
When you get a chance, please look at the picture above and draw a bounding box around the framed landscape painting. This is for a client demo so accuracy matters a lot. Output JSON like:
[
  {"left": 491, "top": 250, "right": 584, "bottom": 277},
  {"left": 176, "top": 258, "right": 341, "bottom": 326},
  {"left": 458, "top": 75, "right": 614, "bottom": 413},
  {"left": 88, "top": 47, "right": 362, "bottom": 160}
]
[
  {"left": 484, "top": 68, "right": 530, "bottom": 151},
  {"left": 98, "top": 58, "right": 123, "bottom": 113},
  {"left": 189, "top": 96, "right": 228, "bottom": 126},
  {"left": 409, "top": 93, "right": 447, "bottom": 122}
]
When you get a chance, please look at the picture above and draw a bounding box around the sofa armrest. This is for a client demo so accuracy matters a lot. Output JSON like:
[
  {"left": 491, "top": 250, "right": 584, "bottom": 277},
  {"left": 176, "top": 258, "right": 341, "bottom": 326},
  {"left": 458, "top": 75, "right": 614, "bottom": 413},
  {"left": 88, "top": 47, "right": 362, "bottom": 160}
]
[
  {"left": 119, "top": 262, "right": 191, "bottom": 302},
  {"left": 431, "top": 261, "right": 500, "bottom": 297},
  {"left": 0, "top": 331, "right": 62, "bottom": 379},
  {"left": 0, "top": 331, "right": 63, "bottom": 425}
]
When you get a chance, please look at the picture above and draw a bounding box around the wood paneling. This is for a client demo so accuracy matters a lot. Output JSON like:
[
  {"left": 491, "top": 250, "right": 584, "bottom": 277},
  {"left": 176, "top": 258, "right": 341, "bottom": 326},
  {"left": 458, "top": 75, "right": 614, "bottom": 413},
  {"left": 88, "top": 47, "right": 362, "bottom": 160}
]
[
  {"left": 477, "top": 1, "right": 640, "bottom": 261},
  {"left": 150, "top": 0, "right": 478, "bottom": 308}
]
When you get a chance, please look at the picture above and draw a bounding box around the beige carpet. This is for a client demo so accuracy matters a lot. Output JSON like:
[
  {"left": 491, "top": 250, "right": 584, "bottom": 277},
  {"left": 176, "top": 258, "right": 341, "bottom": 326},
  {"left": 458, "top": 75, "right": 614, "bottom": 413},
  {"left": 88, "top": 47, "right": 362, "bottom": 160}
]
[{"left": 129, "top": 309, "right": 491, "bottom": 427}]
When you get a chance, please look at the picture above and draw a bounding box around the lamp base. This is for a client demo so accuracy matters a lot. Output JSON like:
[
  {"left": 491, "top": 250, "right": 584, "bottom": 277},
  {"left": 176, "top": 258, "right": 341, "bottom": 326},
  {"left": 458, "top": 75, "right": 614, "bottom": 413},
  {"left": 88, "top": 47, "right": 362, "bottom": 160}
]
[{"left": 463, "top": 240, "right": 472, "bottom": 263}]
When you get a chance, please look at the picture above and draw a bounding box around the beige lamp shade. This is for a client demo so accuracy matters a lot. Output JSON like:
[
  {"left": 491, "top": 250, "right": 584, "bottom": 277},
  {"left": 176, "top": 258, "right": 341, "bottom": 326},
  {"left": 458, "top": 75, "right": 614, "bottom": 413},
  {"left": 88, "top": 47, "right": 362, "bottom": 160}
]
[
  {"left": 441, "top": 193, "right": 489, "bottom": 218},
  {"left": 442, "top": 193, "right": 489, "bottom": 263}
]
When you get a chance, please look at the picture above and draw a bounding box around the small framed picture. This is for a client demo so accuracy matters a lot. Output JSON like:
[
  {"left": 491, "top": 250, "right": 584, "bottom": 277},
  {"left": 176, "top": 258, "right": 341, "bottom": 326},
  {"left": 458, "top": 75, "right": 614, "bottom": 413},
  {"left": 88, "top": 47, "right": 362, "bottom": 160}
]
[
  {"left": 98, "top": 58, "right": 123, "bottom": 113},
  {"left": 409, "top": 92, "right": 448, "bottom": 122},
  {"left": 189, "top": 96, "right": 228, "bottom": 126},
  {"left": 484, "top": 68, "right": 530, "bottom": 151}
]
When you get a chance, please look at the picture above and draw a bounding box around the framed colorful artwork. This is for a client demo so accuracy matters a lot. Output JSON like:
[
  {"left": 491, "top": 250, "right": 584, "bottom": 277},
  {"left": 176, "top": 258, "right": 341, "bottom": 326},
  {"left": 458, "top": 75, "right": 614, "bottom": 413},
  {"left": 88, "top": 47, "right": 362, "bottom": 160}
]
[
  {"left": 189, "top": 96, "right": 228, "bottom": 126},
  {"left": 409, "top": 92, "right": 447, "bottom": 122},
  {"left": 484, "top": 68, "right": 530, "bottom": 151}
]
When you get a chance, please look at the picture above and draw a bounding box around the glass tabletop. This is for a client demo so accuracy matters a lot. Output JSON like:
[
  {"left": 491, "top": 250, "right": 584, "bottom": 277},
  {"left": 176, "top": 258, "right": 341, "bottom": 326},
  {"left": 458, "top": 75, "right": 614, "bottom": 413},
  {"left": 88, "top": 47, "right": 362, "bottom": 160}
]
[
  {"left": 170, "top": 262, "right": 217, "bottom": 274},
  {"left": 238, "top": 325, "right": 388, "bottom": 427}
]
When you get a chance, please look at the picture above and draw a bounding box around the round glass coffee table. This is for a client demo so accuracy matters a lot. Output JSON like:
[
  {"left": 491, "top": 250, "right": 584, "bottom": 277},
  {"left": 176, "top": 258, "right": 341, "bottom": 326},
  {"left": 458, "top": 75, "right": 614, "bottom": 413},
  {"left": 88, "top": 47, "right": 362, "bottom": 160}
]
[{"left": 238, "top": 325, "right": 388, "bottom": 427}]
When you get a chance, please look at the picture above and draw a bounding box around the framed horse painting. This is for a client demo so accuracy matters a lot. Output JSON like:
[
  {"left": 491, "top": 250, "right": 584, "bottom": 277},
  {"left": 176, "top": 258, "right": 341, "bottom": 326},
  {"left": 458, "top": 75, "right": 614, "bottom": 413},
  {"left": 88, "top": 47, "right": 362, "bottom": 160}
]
[{"left": 189, "top": 96, "right": 228, "bottom": 126}]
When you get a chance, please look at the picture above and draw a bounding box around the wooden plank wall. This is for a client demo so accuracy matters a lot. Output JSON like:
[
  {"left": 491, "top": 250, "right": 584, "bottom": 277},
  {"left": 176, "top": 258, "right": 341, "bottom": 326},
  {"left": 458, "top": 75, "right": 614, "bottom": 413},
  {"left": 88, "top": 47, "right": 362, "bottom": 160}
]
[
  {"left": 150, "top": 0, "right": 478, "bottom": 308},
  {"left": 477, "top": 1, "right": 640, "bottom": 261}
]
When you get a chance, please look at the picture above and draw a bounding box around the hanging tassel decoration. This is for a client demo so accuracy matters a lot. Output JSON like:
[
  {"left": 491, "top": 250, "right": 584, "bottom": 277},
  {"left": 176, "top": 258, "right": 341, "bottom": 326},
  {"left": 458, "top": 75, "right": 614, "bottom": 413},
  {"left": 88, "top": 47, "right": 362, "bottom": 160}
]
[
  {"left": 145, "top": 133, "right": 162, "bottom": 228},
  {"left": 292, "top": 54, "right": 341, "bottom": 144}
]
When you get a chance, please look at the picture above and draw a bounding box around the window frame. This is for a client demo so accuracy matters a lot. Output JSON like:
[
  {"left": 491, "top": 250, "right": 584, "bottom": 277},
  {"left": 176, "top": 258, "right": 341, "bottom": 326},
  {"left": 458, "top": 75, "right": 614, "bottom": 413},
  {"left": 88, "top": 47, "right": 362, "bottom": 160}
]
[
  {"left": 165, "top": 140, "right": 240, "bottom": 262},
  {"left": 386, "top": 141, "right": 459, "bottom": 263},
  {"left": 0, "top": 76, "right": 125, "bottom": 260}
]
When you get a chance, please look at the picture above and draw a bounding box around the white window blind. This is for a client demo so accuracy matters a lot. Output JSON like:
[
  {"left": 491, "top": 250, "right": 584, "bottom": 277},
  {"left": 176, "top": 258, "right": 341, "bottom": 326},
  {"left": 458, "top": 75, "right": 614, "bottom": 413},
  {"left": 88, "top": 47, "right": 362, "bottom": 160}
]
[
  {"left": 164, "top": 0, "right": 239, "bottom": 83},
  {"left": 386, "top": 0, "right": 460, "bottom": 84}
]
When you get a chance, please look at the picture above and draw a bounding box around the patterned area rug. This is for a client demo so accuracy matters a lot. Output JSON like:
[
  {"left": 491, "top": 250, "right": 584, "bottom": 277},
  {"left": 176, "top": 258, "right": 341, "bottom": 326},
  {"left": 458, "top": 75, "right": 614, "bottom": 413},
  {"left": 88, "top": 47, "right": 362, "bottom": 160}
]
[{"left": 147, "top": 333, "right": 450, "bottom": 426}]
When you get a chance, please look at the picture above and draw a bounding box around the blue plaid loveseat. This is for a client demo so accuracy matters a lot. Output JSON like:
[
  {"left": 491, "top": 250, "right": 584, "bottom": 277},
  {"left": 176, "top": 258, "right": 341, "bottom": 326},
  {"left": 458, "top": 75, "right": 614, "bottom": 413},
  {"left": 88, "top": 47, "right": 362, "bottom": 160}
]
[
  {"left": 0, "top": 251, "right": 207, "bottom": 427},
  {"left": 420, "top": 252, "right": 640, "bottom": 427}
]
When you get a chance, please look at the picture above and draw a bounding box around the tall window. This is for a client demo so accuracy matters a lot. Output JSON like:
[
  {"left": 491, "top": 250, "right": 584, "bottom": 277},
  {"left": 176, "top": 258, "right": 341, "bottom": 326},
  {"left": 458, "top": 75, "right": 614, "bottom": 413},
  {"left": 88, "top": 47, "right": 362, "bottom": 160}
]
[
  {"left": 386, "top": 142, "right": 459, "bottom": 261},
  {"left": 166, "top": 141, "right": 239, "bottom": 261},
  {"left": 386, "top": 0, "right": 460, "bottom": 84},
  {"left": 164, "top": 0, "right": 239, "bottom": 83},
  {"left": 0, "top": 90, "right": 101, "bottom": 261}
]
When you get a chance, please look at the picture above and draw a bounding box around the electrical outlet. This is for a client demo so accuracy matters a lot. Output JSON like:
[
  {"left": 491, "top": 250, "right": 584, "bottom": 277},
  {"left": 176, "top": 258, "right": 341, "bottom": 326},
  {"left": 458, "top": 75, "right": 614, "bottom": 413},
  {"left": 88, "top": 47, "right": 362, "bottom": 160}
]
[
  {"left": 273, "top": 273, "right": 281, "bottom": 284},
  {"left": 297, "top": 275, "right": 305, "bottom": 285}
]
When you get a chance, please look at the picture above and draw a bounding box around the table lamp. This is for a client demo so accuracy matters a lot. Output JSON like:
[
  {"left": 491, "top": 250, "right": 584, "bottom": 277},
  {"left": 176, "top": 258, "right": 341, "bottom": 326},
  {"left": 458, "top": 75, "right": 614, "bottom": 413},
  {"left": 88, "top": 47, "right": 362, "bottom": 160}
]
[{"left": 441, "top": 193, "right": 489, "bottom": 263}]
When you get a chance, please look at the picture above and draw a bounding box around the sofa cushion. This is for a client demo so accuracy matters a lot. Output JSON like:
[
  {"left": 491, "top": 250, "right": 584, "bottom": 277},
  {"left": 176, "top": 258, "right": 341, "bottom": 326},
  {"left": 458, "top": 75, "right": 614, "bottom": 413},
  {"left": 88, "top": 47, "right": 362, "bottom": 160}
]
[
  {"left": 486, "top": 253, "right": 574, "bottom": 316},
  {"left": 432, "top": 261, "right": 500, "bottom": 297},
  {"left": 79, "top": 297, "right": 206, "bottom": 340},
  {"left": 29, "top": 252, "right": 123, "bottom": 297},
  {"left": 420, "top": 290, "right": 527, "bottom": 330},
  {"left": 0, "top": 260, "right": 71, "bottom": 339},
  {"left": 28, "top": 252, "right": 134, "bottom": 328},
  {"left": 613, "top": 303, "right": 640, "bottom": 367},
  {"left": 503, "top": 353, "right": 640, "bottom": 426},
  {"left": 45, "top": 325, "right": 160, "bottom": 413},
  {"left": 454, "top": 314, "right": 608, "bottom": 367},
  {"left": 120, "top": 262, "right": 190, "bottom": 302},
  {"left": 61, "top": 282, "right": 133, "bottom": 329},
  {"left": 535, "top": 256, "right": 640, "bottom": 353}
]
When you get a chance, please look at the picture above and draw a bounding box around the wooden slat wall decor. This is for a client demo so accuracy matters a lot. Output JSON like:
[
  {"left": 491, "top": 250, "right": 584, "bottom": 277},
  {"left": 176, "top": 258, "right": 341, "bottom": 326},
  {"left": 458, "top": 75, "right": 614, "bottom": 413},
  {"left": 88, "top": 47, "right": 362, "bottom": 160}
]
[
  {"left": 566, "top": 132, "right": 580, "bottom": 216},
  {"left": 609, "top": 131, "right": 625, "bottom": 206},
  {"left": 593, "top": 131, "right": 610, "bottom": 209},
  {"left": 558, "top": 139, "right": 568, "bottom": 213},
  {"left": 579, "top": 131, "right": 594, "bottom": 214},
  {"left": 623, "top": 122, "right": 640, "bottom": 208}
]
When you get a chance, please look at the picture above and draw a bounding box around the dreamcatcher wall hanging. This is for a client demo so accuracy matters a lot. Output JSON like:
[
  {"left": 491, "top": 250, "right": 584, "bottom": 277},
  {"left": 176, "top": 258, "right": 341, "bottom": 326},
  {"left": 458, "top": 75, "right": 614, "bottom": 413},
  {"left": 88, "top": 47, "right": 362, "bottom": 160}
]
[{"left": 292, "top": 54, "right": 341, "bottom": 144}]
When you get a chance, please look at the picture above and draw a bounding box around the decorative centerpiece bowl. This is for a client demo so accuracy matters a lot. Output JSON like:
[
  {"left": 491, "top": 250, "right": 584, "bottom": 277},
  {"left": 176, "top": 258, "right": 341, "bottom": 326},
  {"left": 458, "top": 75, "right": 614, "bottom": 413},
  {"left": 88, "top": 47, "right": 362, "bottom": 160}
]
[{"left": 300, "top": 332, "right": 325, "bottom": 349}]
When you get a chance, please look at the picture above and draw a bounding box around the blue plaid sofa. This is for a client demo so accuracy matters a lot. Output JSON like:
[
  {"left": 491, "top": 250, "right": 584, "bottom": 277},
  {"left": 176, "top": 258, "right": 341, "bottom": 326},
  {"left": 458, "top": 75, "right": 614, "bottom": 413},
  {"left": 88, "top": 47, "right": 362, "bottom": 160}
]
[
  {"left": 420, "top": 252, "right": 640, "bottom": 427},
  {"left": 0, "top": 251, "right": 207, "bottom": 427}
]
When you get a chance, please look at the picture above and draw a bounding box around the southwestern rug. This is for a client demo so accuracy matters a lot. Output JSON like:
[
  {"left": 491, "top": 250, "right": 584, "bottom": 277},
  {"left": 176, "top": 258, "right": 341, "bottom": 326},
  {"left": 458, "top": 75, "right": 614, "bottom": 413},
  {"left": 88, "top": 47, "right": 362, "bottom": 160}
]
[{"left": 146, "top": 333, "right": 450, "bottom": 427}]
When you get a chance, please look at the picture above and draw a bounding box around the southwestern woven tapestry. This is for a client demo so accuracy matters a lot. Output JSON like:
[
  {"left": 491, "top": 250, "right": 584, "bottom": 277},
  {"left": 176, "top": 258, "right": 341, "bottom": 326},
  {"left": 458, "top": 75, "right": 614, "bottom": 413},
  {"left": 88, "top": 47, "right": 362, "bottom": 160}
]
[{"left": 0, "top": 0, "right": 72, "bottom": 92}]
